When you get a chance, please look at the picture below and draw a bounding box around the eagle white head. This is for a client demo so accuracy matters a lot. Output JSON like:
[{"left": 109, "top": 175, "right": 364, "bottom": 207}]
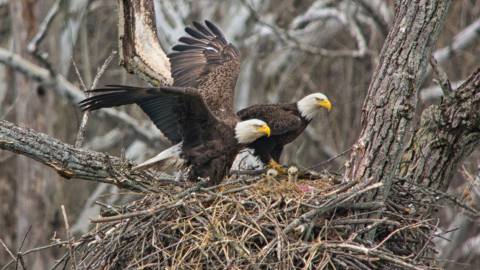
[
  {"left": 235, "top": 119, "right": 271, "bottom": 144},
  {"left": 297, "top": 93, "right": 332, "bottom": 121}
]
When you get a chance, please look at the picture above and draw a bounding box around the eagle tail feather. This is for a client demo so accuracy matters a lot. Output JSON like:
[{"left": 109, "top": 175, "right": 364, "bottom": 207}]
[{"left": 132, "top": 142, "right": 185, "bottom": 172}]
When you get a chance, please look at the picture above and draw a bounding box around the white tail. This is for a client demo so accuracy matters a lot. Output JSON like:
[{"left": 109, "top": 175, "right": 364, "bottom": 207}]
[{"left": 132, "top": 142, "right": 185, "bottom": 172}]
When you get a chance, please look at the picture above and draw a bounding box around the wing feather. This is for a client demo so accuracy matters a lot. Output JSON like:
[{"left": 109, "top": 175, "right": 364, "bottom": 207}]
[
  {"left": 168, "top": 20, "right": 241, "bottom": 116},
  {"left": 79, "top": 86, "right": 182, "bottom": 143},
  {"left": 79, "top": 85, "right": 220, "bottom": 145}
]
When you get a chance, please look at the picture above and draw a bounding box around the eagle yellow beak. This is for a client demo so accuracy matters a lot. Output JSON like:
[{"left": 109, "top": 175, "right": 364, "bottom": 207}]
[
  {"left": 318, "top": 99, "right": 332, "bottom": 111},
  {"left": 257, "top": 124, "right": 271, "bottom": 137}
]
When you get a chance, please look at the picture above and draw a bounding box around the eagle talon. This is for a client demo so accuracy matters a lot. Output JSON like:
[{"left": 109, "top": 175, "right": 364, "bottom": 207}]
[{"left": 267, "top": 160, "right": 288, "bottom": 175}]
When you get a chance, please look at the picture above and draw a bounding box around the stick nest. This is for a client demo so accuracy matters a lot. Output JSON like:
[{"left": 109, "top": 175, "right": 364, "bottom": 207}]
[{"left": 74, "top": 171, "right": 439, "bottom": 269}]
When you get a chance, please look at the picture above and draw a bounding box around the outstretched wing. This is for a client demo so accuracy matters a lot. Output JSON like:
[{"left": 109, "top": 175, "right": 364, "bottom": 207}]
[
  {"left": 237, "top": 104, "right": 302, "bottom": 136},
  {"left": 79, "top": 85, "right": 219, "bottom": 145},
  {"left": 169, "top": 20, "right": 240, "bottom": 114}
]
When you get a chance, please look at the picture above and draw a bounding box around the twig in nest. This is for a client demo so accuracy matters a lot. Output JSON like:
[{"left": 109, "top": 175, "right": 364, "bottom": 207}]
[
  {"left": 284, "top": 182, "right": 383, "bottom": 233},
  {"left": 372, "top": 220, "right": 429, "bottom": 251},
  {"left": 307, "top": 146, "right": 353, "bottom": 170},
  {"left": 91, "top": 198, "right": 186, "bottom": 223},
  {"left": 61, "top": 205, "right": 77, "bottom": 269},
  {"left": 230, "top": 168, "right": 266, "bottom": 176},
  {"left": 347, "top": 218, "right": 392, "bottom": 241}
]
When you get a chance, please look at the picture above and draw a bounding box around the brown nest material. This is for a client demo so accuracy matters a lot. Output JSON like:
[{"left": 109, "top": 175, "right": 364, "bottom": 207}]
[{"left": 72, "top": 172, "right": 439, "bottom": 269}]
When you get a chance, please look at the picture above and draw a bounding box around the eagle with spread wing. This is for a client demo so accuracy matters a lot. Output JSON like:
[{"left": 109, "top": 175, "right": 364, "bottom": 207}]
[
  {"left": 168, "top": 21, "right": 332, "bottom": 172},
  {"left": 80, "top": 21, "right": 270, "bottom": 185}
]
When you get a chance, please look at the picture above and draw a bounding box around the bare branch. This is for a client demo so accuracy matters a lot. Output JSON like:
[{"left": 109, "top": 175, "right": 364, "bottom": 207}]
[
  {"left": 0, "top": 119, "right": 162, "bottom": 193},
  {"left": 0, "top": 46, "right": 169, "bottom": 145},
  {"left": 240, "top": 0, "right": 368, "bottom": 58},
  {"left": 433, "top": 18, "right": 480, "bottom": 64},
  {"left": 75, "top": 51, "right": 117, "bottom": 148},
  {"left": 420, "top": 80, "right": 463, "bottom": 102},
  {"left": 429, "top": 56, "right": 452, "bottom": 94},
  {"left": 27, "top": 0, "right": 63, "bottom": 74},
  {"left": 421, "top": 18, "right": 480, "bottom": 98}
]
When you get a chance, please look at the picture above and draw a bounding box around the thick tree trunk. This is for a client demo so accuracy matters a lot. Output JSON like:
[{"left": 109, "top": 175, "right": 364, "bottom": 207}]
[{"left": 344, "top": 0, "right": 451, "bottom": 203}]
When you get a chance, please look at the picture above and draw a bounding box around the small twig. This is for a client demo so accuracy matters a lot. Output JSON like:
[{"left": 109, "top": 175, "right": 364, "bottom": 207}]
[
  {"left": 229, "top": 168, "right": 265, "bottom": 176},
  {"left": 239, "top": 0, "right": 367, "bottom": 58},
  {"left": 347, "top": 218, "right": 391, "bottom": 241},
  {"left": 61, "top": 205, "right": 77, "bottom": 269},
  {"left": 71, "top": 59, "right": 88, "bottom": 92},
  {"left": 372, "top": 220, "right": 428, "bottom": 251},
  {"left": 323, "top": 242, "right": 425, "bottom": 270},
  {"left": 0, "top": 238, "right": 16, "bottom": 263},
  {"left": 2, "top": 241, "right": 71, "bottom": 270},
  {"left": 27, "top": 0, "right": 64, "bottom": 74},
  {"left": 91, "top": 198, "right": 185, "bottom": 223},
  {"left": 48, "top": 252, "right": 69, "bottom": 270},
  {"left": 284, "top": 182, "right": 383, "bottom": 234},
  {"left": 429, "top": 56, "right": 452, "bottom": 94},
  {"left": 15, "top": 225, "right": 31, "bottom": 270},
  {"left": 75, "top": 51, "right": 117, "bottom": 148},
  {"left": 307, "top": 146, "right": 353, "bottom": 170},
  {"left": 402, "top": 178, "right": 479, "bottom": 216}
]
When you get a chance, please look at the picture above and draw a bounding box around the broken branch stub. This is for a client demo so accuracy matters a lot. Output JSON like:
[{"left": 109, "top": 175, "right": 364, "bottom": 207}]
[{"left": 117, "top": 0, "right": 173, "bottom": 87}]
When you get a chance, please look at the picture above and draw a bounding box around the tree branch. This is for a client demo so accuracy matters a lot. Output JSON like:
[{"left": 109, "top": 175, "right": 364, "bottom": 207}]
[
  {"left": 402, "top": 68, "right": 480, "bottom": 192},
  {"left": 0, "top": 46, "right": 169, "bottom": 145},
  {"left": 0, "top": 120, "right": 162, "bottom": 193}
]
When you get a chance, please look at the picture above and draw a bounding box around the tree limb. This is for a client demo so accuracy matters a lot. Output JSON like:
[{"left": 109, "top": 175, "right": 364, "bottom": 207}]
[
  {"left": 402, "top": 68, "right": 480, "bottom": 192},
  {"left": 0, "top": 46, "right": 168, "bottom": 145},
  {"left": 0, "top": 120, "right": 162, "bottom": 193}
]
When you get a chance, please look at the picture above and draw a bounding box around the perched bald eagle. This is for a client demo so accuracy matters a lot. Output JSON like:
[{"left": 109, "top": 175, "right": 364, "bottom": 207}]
[
  {"left": 237, "top": 93, "right": 332, "bottom": 172},
  {"left": 79, "top": 21, "right": 271, "bottom": 185},
  {"left": 168, "top": 20, "right": 333, "bottom": 172}
]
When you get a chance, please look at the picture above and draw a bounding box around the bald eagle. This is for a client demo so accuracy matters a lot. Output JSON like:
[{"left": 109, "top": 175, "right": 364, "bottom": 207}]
[
  {"left": 237, "top": 93, "right": 332, "bottom": 172},
  {"left": 79, "top": 21, "right": 271, "bottom": 185},
  {"left": 168, "top": 20, "right": 333, "bottom": 172}
]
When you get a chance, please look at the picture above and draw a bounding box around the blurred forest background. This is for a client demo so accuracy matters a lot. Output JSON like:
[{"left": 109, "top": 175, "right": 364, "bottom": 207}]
[{"left": 0, "top": 0, "right": 479, "bottom": 269}]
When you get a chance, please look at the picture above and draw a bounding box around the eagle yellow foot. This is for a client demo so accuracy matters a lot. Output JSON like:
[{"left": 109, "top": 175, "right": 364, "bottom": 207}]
[{"left": 267, "top": 160, "right": 287, "bottom": 174}]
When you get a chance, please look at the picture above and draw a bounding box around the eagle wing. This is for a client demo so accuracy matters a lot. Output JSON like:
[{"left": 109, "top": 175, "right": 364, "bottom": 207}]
[
  {"left": 79, "top": 85, "right": 220, "bottom": 144},
  {"left": 237, "top": 105, "right": 302, "bottom": 136},
  {"left": 169, "top": 20, "right": 240, "bottom": 114}
]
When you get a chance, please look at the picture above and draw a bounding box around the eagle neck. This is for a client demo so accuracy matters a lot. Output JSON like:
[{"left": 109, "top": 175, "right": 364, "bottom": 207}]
[{"left": 296, "top": 100, "right": 318, "bottom": 121}]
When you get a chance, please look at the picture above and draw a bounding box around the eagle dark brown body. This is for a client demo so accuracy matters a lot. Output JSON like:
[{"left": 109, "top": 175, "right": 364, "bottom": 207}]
[
  {"left": 79, "top": 21, "right": 271, "bottom": 185},
  {"left": 237, "top": 103, "right": 309, "bottom": 164}
]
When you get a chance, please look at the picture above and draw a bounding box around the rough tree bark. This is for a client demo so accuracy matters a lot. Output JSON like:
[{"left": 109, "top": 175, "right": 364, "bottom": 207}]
[
  {"left": 117, "top": 0, "right": 172, "bottom": 87},
  {"left": 0, "top": 120, "right": 162, "bottom": 193},
  {"left": 344, "top": 1, "right": 452, "bottom": 203},
  {"left": 402, "top": 68, "right": 480, "bottom": 192}
]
